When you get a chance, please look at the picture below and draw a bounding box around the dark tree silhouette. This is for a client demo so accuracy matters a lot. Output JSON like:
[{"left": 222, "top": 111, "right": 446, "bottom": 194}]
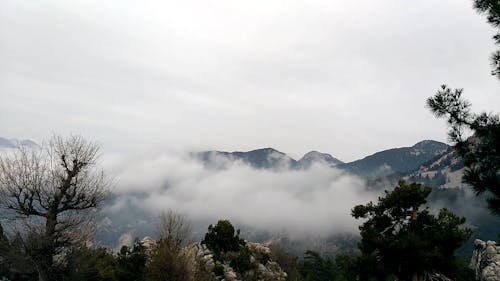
[
  {"left": 352, "top": 181, "right": 472, "bottom": 281},
  {"left": 428, "top": 86, "right": 500, "bottom": 214},
  {"left": 426, "top": 2, "right": 500, "bottom": 215},
  {"left": 473, "top": 0, "right": 500, "bottom": 79}
]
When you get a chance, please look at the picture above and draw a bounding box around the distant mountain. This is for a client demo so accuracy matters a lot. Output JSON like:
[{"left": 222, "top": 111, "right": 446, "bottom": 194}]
[
  {"left": 196, "top": 140, "right": 449, "bottom": 176},
  {"left": 298, "top": 151, "right": 344, "bottom": 168},
  {"left": 0, "top": 137, "right": 39, "bottom": 149},
  {"left": 196, "top": 148, "right": 299, "bottom": 170},
  {"left": 340, "top": 140, "right": 450, "bottom": 176}
]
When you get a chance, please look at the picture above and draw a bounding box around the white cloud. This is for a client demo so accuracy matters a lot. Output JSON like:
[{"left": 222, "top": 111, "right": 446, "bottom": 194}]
[{"left": 105, "top": 151, "right": 376, "bottom": 238}]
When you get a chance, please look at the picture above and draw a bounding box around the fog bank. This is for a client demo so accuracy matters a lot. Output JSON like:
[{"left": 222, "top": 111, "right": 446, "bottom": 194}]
[{"left": 102, "top": 151, "right": 376, "bottom": 238}]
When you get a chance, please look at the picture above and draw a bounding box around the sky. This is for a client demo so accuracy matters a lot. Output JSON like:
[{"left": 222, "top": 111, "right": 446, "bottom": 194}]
[{"left": 1, "top": 0, "right": 499, "bottom": 162}]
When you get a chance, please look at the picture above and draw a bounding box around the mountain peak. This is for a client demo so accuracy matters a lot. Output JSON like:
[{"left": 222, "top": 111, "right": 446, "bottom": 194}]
[
  {"left": 412, "top": 140, "right": 447, "bottom": 148},
  {"left": 299, "top": 151, "right": 343, "bottom": 168},
  {"left": 245, "top": 147, "right": 282, "bottom": 154},
  {"left": 410, "top": 140, "right": 449, "bottom": 156},
  {"left": 342, "top": 140, "right": 450, "bottom": 175},
  {"left": 197, "top": 147, "right": 298, "bottom": 170}
]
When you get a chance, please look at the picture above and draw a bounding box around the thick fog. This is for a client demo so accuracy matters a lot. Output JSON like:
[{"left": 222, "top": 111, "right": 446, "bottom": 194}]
[{"left": 102, "top": 151, "right": 376, "bottom": 239}]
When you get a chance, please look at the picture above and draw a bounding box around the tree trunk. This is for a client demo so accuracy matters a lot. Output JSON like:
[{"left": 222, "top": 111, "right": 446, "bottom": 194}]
[{"left": 35, "top": 211, "right": 58, "bottom": 281}]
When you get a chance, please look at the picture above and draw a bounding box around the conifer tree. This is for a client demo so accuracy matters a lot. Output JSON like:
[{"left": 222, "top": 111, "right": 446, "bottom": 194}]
[
  {"left": 427, "top": 1, "right": 500, "bottom": 215},
  {"left": 352, "top": 181, "right": 472, "bottom": 281}
]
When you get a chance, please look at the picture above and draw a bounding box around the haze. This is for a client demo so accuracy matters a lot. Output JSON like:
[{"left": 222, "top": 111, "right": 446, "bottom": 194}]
[{"left": 1, "top": 0, "right": 499, "bottom": 161}]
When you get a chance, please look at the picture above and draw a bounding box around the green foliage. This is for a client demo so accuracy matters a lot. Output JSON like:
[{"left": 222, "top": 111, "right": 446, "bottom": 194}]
[
  {"left": 213, "top": 262, "right": 224, "bottom": 276},
  {"left": 65, "top": 247, "right": 117, "bottom": 281},
  {"left": 65, "top": 241, "right": 147, "bottom": 281},
  {"left": 0, "top": 230, "right": 37, "bottom": 281},
  {"left": 427, "top": 2, "right": 500, "bottom": 216},
  {"left": 298, "top": 251, "right": 356, "bottom": 281},
  {"left": 201, "top": 220, "right": 244, "bottom": 255},
  {"left": 473, "top": 0, "right": 500, "bottom": 78},
  {"left": 298, "top": 251, "right": 336, "bottom": 281},
  {"left": 229, "top": 247, "right": 253, "bottom": 273},
  {"left": 352, "top": 180, "right": 472, "bottom": 280},
  {"left": 115, "top": 240, "right": 148, "bottom": 281},
  {"left": 427, "top": 85, "right": 500, "bottom": 214},
  {"left": 258, "top": 252, "right": 271, "bottom": 265}
]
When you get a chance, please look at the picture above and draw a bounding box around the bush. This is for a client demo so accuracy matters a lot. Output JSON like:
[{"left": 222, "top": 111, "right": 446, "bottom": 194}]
[
  {"left": 201, "top": 220, "right": 244, "bottom": 255},
  {"left": 213, "top": 262, "right": 224, "bottom": 276},
  {"left": 229, "top": 247, "right": 253, "bottom": 273}
]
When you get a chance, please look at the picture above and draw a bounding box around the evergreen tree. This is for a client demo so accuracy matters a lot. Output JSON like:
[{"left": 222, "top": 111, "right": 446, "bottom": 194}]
[
  {"left": 201, "top": 220, "right": 244, "bottom": 255},
  {"left": 427, "top": 2, "right": 500, "bottom": 215},
  {"left": 115, "top": 240, "right": 147, "bottom": 281},
  {"left": 473, "top": 0, "right": 500, "bottom": 79},
  {"left": 352, "top": 181, "right": 472, "bottom": 281},
  {"left": 298, "top": 251, "right": 336, "bottom": 281},
  {"left": 428, "top": 86, "right": 500, "bottom": 214},
  {"left": 64, "top": 246, "right": 118, "bottom": 281}
]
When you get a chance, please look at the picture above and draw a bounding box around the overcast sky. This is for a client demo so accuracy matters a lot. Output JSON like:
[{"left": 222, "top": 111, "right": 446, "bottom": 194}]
[{"left": 1, "top": 0, "right": 498, "bottom": 161}]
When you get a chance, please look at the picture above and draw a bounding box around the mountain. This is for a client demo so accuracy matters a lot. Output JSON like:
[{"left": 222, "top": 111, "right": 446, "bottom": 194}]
[
  {"left": 196, "top": 140, "right": 449, "bottom": 176},
  {"left": 340, "top": 140, "right": 450, "bottom": 176},
  {"left": 196, "top": 148, "right": 299, "bottom": 170},
  {"left": 0, "top": 137, "right": 15, "bottom": 148},
  {"left": 298, "top": 151, "right": 344, "bottom": 168},
  {"left": 0, "top": 137, "right": 39, "bottom": 149},
  {"left": 406, "top": 147, "right": 464, "bottom": 188}
]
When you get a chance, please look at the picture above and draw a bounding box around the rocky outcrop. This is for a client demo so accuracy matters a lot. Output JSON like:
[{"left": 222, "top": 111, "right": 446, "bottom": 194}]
[
  {"left": 470, "top": 239, "right": 500, "bottom": 281},
  {"left": 187, "top": 241, "right": 287, "bottom": 281},
  {"left": 140, "top": 236, "right": 156, "bottom": 256}
]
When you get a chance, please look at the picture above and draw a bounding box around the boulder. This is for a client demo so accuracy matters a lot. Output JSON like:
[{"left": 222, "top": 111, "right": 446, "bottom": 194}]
[{"left": 470, "top": 239, "right": 500, "bottom": 281}]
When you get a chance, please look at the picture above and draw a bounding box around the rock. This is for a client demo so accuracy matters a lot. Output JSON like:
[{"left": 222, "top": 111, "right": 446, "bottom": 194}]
[
  {"left": 470, "top": 239, "right": 500, "bottom": 281},
  {"left": 140, "top": 236, "right": 156, "bottom": 256},
  {"left": 188, "top": 241, "right": 287, "bottom": 281}
]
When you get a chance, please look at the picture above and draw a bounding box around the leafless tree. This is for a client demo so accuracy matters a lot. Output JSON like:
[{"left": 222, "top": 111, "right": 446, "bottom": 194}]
[
  {"left": 0, "top": 135, "right": 110, "bottom": 281},
  {"left": 147, "top": 210, "right": 194, "bottom": 281},
  {"left": 156, "top": 210, "right": 193, "bottom": 248}
]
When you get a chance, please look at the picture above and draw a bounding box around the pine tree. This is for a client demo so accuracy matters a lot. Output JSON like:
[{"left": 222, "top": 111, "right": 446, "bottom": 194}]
[
  {"left": 352, "top": 181, "right": 472, "bottom": 281},
  {"left": 427, "top": 2, "right": 500, "bottom": 215}
]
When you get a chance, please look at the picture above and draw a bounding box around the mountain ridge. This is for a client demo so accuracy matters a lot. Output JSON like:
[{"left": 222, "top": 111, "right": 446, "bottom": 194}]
[
  {"left": 196, "top": 140, "right": 450, "bottom": 175},
  {"left": 0, "top": 137, "right": 39, "bottom": 149}
]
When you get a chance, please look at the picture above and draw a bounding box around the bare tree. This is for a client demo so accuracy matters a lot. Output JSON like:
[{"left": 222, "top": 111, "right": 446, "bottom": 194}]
[
  {"left": 0, "top": 135, "right": 110, "bottom": 281},
  {"left": 147, "top": 210, "right": 194, "bottom": 281},
  {"left": 156, "top": 210, "right": 193, "bottom": 248}
]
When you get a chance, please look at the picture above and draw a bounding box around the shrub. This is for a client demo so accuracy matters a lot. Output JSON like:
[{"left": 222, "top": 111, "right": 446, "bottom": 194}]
[
  {"left": 201, "top": 220, "right": 244, "bottom": 255},
  {"left": 229, "top": 247, "right": 253, "bottom": 273}
]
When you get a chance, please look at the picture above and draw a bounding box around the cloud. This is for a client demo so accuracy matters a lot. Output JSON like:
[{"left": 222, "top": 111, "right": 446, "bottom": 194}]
[
  {"left": 1, "top": 1, "right": 499, "bottom": 161},
  {"left": 103, "top": 151, "right": 376, "bottom": 239}
]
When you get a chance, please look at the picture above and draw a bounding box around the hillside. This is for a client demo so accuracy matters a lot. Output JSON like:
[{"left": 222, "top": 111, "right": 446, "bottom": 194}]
[
  {"left": 340, "top": 140, "right": 450, "bottom": 176},
  {"left": 197, "top": 140, "right": 450, "bottom": 176}
]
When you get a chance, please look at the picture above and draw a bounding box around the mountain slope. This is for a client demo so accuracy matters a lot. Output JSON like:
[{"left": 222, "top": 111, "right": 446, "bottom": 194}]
[
  {"left": 406, "top": 147, "right": 464, "bottom": 188},
  {"left": 298, "top": 151, "right": 344, "bottom": 168},
  {"left": 196, "top": 140, "right": 448, "bottom": 176},
  {"left": 340, "top": 140, "right": 450, "bottom": 176},
  {"left": 196, "top": 148, "right": 299, "bottom": 170}
]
